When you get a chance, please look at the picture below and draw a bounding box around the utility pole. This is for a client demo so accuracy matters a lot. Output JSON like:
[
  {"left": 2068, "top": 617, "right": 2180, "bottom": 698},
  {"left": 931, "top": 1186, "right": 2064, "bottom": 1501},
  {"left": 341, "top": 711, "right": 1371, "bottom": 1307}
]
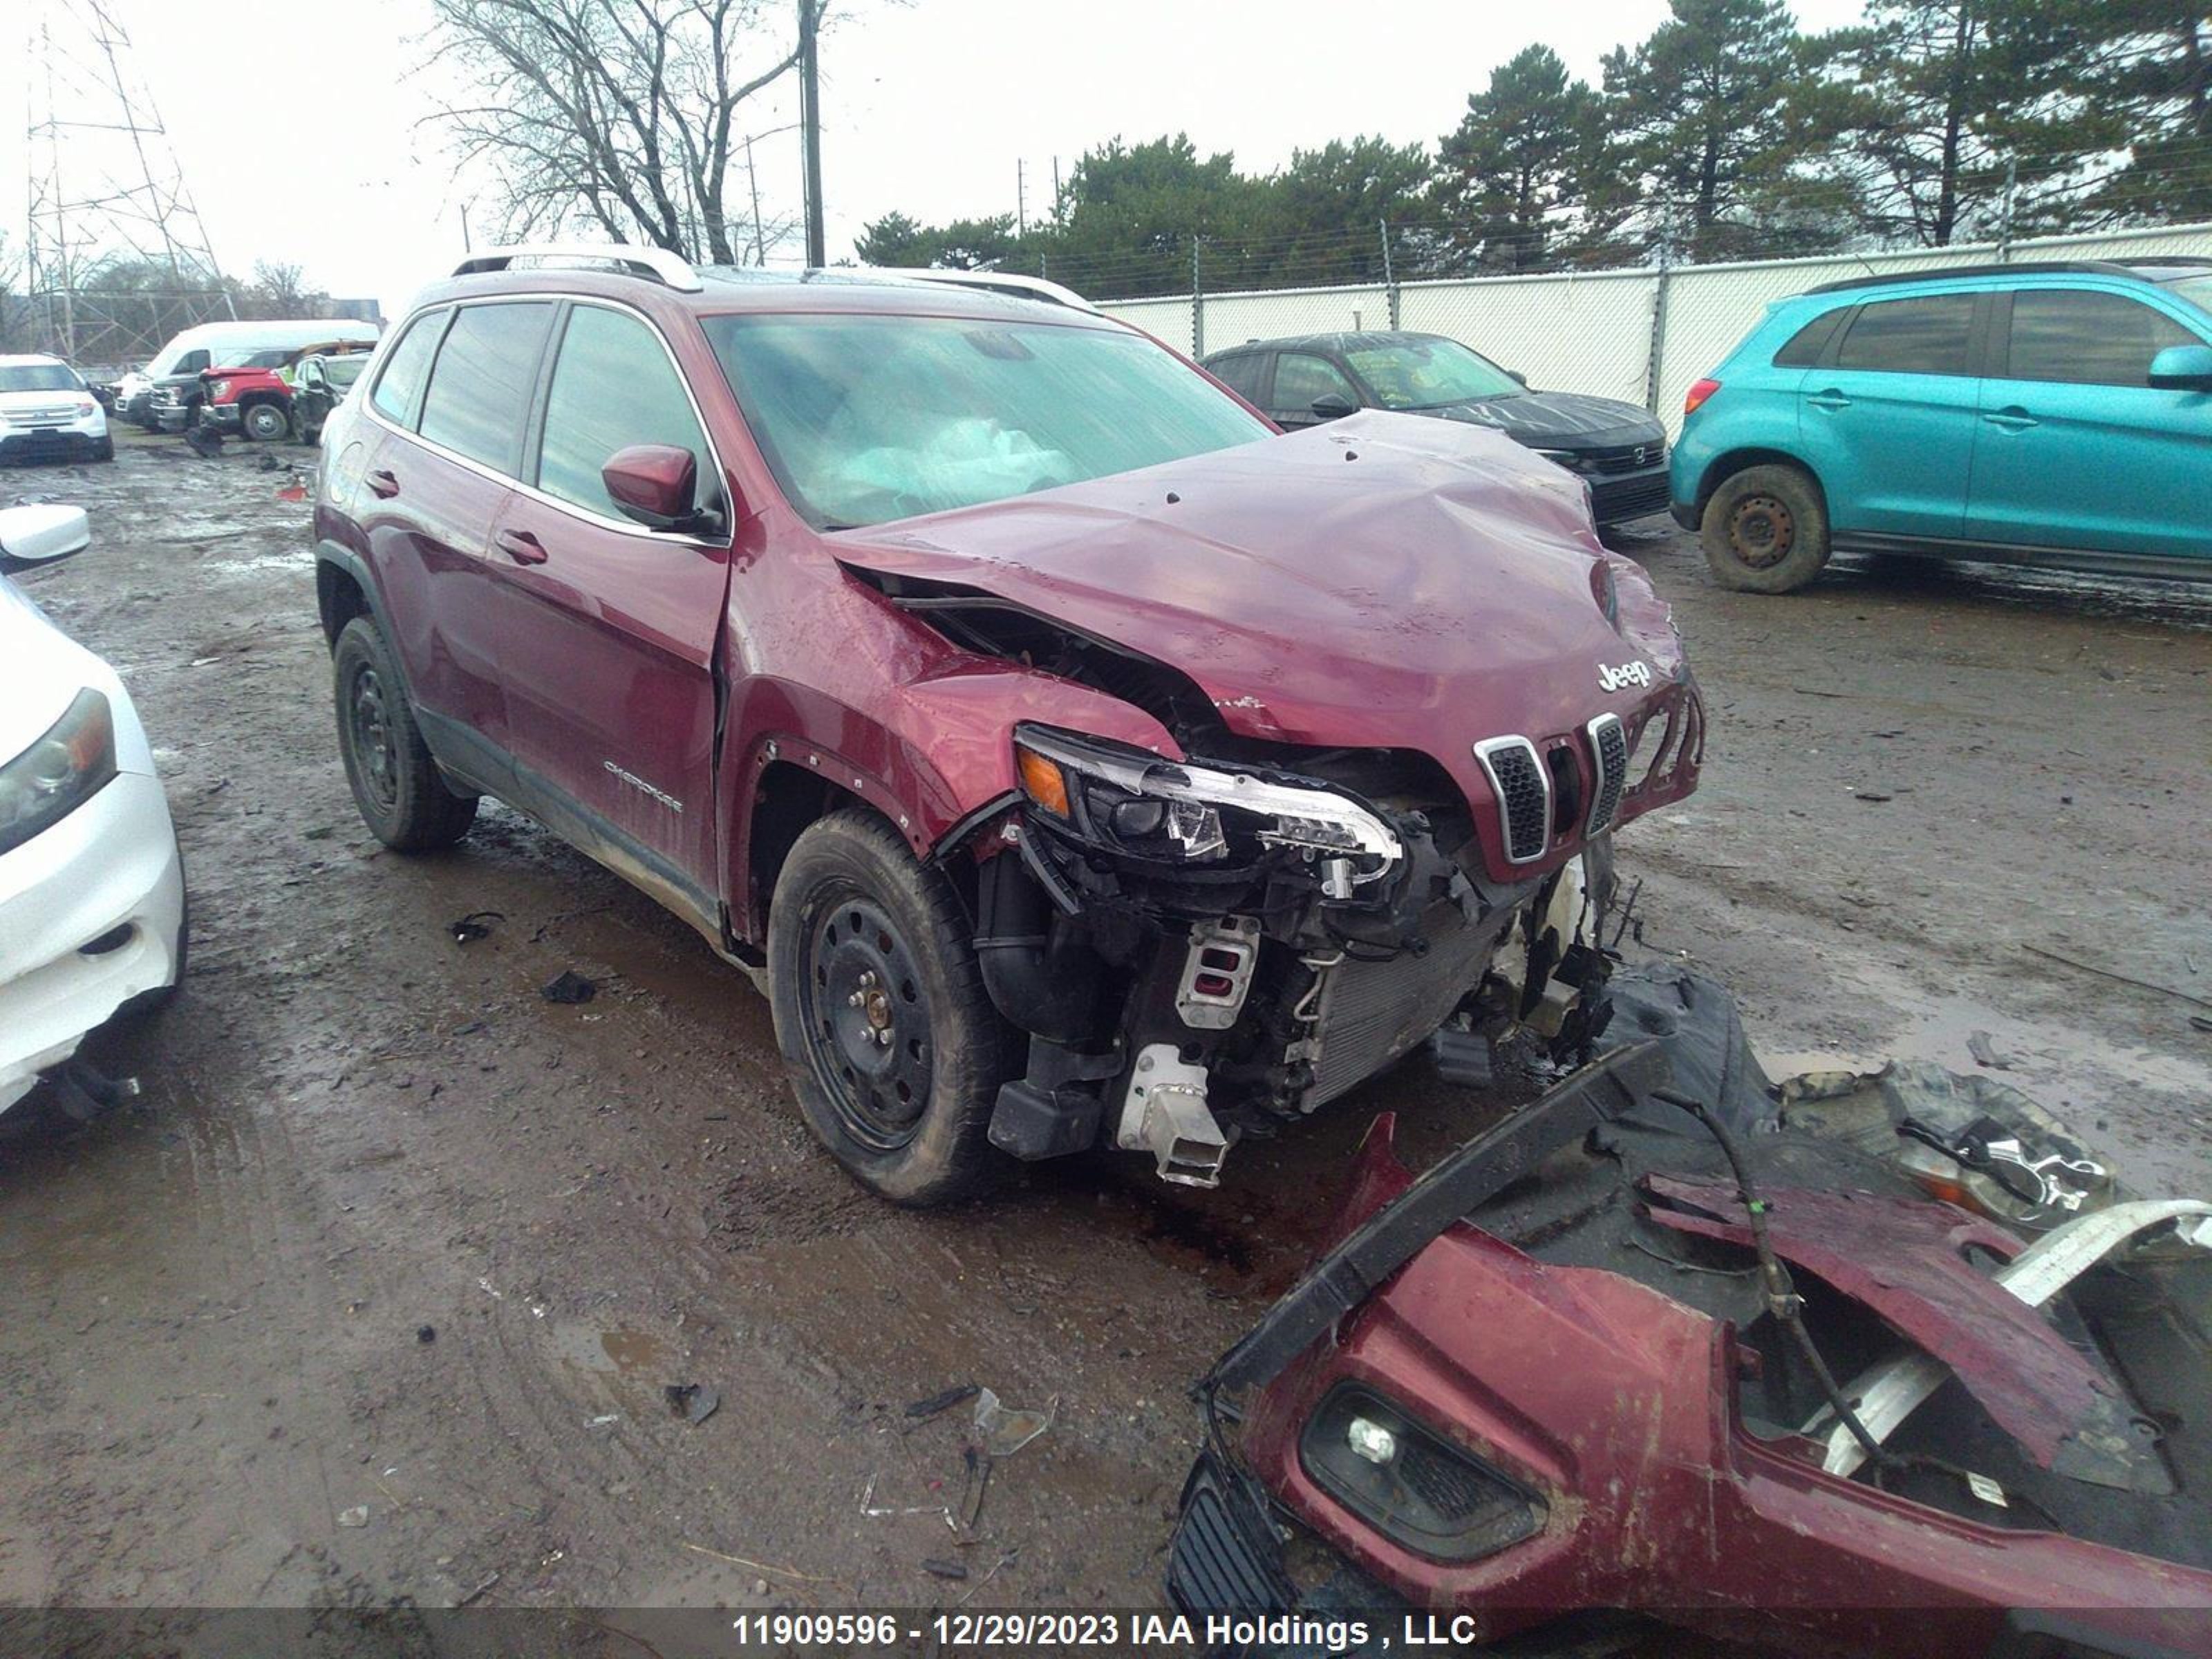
[{"left": 798, "top": 0, "right": 825, "bottom": 268}]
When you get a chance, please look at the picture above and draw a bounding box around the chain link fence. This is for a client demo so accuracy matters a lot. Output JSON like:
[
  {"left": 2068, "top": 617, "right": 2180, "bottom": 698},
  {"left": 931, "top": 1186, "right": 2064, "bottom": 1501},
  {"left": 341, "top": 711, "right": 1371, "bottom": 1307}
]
[{"left": 1100, "top": 221, "right": 2212, "bottom": 435}]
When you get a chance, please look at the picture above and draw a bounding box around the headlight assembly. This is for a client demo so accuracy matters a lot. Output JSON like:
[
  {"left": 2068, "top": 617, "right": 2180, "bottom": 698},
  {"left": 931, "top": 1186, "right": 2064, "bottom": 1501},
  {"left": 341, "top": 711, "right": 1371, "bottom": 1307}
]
[
  {"left": 1012, "top": 724, "right": 1401, "bottom": 888},
  {"left": 0, "top": 688, "right": 118, "bottom": 857},
  {"left": 1300, "top": 1385, "right": 1546, "bottom": 1562}
]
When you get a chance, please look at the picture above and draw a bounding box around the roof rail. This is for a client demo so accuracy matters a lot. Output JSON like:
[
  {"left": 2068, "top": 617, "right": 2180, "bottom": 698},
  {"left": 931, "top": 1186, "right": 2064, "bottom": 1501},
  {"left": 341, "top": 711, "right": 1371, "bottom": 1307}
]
[
  {"left": 1805, "top": 259, "right": 2141, "bottom": 296},
  {"left": 866, "top": 266, "right": 1100, "bottom": 315},
  {"left": 452, "top": 243, "right": 702, "bottom": 293}
]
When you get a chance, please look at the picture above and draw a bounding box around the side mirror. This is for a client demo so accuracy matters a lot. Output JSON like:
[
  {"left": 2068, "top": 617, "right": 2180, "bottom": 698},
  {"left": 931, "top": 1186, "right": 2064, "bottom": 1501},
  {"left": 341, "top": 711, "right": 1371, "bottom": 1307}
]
[
  {"left": 0, "top": 505, "right": 91, "bottom": 577},
  {"left": 1309, "top": 392, "right": 1358, "bottom": 421},
  {"left": 2148, "top": 342, "right": 2212, "bottom": 391},
  {"left": 601, "top": 444, "right": 721, "bottom": 534},
  {"left": 1508, "top": 369, "right": 1529, "bottom": 386}
]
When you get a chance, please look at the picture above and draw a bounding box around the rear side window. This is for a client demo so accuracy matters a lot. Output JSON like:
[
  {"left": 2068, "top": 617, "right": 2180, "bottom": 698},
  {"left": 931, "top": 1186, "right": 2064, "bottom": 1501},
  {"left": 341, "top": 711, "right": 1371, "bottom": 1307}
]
[
  {"left": 1772, "top": 308, "right": 1845, "bottom": 367},
  {"left": 1208, "top": 353, "right": 1268, "bottom": 401},
  {"left": 535, "top": 306, "right": 709, "bottom": 521},
  {"left": 371, "top": 310, "right": 446, "bottom": 424},
  {"left": 1834, "top": 294, "right": 1977, "bottom": 377},
  {"left": 2003, "top": 289, "right": 2200, "bottom": 387},
  {"left": 418, "top": 301, "right": 556, "bottom": 474}
]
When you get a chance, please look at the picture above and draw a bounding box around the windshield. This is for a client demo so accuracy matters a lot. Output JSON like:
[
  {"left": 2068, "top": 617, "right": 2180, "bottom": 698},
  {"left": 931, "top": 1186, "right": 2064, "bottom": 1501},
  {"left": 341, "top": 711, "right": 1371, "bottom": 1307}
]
[
  {"left": 1346, "top": 337, "right": 1523, "bottom": 409},
  {"left": 2167, "top": 275, "right": 2212, "bottom": 319},
  {"left": 702, "top": 312, "right": 1271, "bottom": 529},
  {"left": 0, "top": 364, "right": 84, "bottom": 394}
]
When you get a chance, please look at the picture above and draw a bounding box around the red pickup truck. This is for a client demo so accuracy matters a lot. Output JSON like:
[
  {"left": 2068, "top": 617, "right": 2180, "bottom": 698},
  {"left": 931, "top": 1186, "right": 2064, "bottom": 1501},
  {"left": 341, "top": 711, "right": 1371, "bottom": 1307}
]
[{"left": 200, "top": 342, "right": 374, "bottom": 441}]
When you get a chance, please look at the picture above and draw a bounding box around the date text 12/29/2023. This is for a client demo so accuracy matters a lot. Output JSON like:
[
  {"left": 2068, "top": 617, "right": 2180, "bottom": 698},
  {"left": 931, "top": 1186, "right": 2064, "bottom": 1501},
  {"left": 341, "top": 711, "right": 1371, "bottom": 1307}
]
[{"left": 727, "top": 1612, "right": 1396, "bottom": 1650}]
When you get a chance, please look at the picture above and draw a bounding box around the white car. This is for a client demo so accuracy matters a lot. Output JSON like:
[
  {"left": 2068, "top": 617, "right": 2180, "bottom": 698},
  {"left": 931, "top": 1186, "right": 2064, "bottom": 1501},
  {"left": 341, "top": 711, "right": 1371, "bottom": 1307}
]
[
  {"left": 0, "top": 355, "right": 113, "bottom": 465},
  {"left": 0, "top": 504, "right": 184, "bottom": 1116}
]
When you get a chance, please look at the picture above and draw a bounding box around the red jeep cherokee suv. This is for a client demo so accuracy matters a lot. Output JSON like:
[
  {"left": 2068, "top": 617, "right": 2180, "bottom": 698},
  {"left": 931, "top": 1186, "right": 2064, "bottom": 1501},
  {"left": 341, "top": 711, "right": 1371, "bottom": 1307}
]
[{"left": 312, "top": 245, "right": 1703, "bottom": 1204}]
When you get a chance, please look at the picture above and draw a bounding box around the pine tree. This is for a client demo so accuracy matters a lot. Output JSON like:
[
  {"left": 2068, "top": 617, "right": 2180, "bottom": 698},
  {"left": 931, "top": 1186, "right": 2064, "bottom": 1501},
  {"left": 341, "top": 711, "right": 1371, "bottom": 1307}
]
[
  {"left": 1597, "top": 0, "right": 1810, "bottom": 261},
  {"left": 1430, "top": 46, "right": 1598, "bottom": 271}
]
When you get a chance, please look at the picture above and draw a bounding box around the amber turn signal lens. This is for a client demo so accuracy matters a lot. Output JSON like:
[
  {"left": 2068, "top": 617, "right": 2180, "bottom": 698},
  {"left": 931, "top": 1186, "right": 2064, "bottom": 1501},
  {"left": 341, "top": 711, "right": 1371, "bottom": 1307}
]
[{"left": 1016, "top": 747, "right": 1071, "bottom": 817}]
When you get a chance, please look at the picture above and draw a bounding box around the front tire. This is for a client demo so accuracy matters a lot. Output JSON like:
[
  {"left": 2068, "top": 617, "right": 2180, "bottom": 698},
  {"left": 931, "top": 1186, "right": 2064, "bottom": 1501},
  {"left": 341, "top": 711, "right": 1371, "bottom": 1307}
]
[
  {"left": 93, "top": 437, "right": 115, "bottom": 462},
  {"left": 332, "top": 617, "right": 478, "bottom": 850},
  {"left": 242, "top": 402, "right": 290, "bottom": 442},
  {"left": 767, "top": 811, "right": 1012, "bottom": 1206},
  {"left": 1700, "top": 464, "right": 1830, "bottom": 593}
]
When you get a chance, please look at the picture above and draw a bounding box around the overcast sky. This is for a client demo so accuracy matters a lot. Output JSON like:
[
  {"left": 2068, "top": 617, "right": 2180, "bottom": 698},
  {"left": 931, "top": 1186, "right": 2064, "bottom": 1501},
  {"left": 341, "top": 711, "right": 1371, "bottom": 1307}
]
[{"left": 11, "top": 0, "right": 1865, "bottom": 319}]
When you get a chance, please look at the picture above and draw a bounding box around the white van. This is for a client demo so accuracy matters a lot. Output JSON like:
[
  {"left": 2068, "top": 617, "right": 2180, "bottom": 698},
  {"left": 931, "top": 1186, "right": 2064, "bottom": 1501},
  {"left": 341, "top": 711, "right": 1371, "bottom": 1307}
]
[{"left": 116, "top": 319, "right": 381, "bottom": 429}]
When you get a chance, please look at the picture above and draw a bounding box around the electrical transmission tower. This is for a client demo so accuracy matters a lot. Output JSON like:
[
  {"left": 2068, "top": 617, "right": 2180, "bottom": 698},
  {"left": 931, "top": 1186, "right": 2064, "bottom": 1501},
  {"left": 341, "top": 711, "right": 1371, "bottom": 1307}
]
[{"left": 24, "top": 0, "right": 232, "bottom": 368}]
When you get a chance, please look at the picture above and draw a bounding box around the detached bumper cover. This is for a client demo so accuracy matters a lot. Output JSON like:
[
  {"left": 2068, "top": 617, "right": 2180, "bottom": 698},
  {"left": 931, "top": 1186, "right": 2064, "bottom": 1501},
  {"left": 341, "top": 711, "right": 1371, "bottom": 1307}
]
[{"left": 0, "top": 771, "right": 184, "bottom": 1112}]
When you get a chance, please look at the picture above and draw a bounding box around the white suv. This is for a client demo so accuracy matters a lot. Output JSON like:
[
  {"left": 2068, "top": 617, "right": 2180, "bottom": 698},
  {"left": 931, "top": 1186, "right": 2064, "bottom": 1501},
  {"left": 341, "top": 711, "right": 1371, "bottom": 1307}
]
[{"left": 0, "top": 355, "right": 113, "bottom": 465}]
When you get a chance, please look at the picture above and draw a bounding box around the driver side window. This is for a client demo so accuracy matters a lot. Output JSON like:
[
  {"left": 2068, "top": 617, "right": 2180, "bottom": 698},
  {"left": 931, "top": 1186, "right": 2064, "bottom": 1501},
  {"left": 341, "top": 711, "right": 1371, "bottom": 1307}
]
[
  {"left": 534, "top": 306, "right": 708, "bottom": 523},
  {"left": 1271, "top": 352, "right": 1358, "bottom": 419}
]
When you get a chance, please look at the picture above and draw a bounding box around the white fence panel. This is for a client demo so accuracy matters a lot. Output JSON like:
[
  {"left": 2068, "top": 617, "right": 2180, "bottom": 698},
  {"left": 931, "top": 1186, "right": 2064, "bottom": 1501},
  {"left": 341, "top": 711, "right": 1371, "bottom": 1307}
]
[
  {"left": 1400, "top": 270, "right": 1657, "bottom": 408},
  {"left": 1106, "top": 296, "right": 1195, "bottom": 355},
  {"left": 1201, "top": 285, "right": 1396, "bottom": 355},
  {"left": 1100, "top": 221, "right": 2212, "bottom": 437}
]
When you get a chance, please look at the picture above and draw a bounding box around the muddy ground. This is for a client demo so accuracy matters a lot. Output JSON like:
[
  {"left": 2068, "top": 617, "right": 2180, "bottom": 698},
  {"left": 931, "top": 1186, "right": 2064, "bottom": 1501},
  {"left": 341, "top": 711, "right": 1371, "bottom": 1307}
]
[{"left": 1, "top": 431, "right": 2209, "bottom": 1651}]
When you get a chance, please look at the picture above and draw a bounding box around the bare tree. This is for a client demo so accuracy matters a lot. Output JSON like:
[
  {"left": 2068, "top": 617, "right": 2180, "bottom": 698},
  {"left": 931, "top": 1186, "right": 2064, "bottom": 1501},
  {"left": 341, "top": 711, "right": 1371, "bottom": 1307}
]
[
  {"left": 250, "top": 259, "right": 310, "bottom": 310},
  {"left": 427, "top": 0, "right": 808, "bottom": 265}
]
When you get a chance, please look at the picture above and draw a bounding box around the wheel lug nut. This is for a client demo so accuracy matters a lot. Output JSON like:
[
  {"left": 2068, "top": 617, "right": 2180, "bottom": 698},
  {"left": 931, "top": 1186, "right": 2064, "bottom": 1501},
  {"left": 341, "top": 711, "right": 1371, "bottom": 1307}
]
[{"left": 847, "top": 991, "right": 864, "bottom": 1007}]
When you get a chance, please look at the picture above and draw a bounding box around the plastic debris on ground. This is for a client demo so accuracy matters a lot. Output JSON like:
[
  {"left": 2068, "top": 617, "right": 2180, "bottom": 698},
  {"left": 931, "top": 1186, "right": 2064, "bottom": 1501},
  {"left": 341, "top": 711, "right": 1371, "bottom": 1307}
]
[
  {"left": 542, "top": 970, "right": 597, "bottom": 1005},
  {"left": 664, "top": 1382, "right": 720, "bottom": 1424},
  {"left": 973, "top": 1387, "right": 1054, "bottom": 1457}
]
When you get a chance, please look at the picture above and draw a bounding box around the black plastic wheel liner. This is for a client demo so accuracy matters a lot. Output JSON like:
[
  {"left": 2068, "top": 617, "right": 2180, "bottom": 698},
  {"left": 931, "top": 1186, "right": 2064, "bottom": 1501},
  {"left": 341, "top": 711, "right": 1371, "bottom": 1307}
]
[{"left": 1206, "top": 1040, "right": 1671, "bottom": 1396}]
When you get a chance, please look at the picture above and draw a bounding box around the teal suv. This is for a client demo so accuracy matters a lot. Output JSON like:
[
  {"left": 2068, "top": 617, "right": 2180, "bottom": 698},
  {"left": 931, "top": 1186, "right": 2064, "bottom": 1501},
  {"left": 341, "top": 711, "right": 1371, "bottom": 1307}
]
[{"left": 1669, "top": 259, "right": 2212, "bottom": 591}]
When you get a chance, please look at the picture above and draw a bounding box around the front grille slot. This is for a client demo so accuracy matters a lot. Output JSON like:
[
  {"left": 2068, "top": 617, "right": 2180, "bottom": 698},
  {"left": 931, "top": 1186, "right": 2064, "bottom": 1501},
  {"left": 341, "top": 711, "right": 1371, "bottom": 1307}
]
[
  {"left": 1586, "top": 713, "right": 1628, "bottom": 834},
  {"left": 1473, "top": 736, "right": 1550, "bottom": 864}
]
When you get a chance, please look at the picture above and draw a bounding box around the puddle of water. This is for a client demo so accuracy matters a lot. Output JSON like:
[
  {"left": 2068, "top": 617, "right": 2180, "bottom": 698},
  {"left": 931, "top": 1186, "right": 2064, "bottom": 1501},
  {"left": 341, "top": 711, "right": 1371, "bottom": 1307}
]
[{"left": 546, "top": 1320, "right": 673, "bottom": 1380}]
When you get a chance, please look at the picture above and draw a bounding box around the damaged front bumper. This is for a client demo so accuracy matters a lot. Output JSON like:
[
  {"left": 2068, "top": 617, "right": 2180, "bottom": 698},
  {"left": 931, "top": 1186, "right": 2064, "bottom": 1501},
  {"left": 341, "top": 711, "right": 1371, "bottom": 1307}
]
[
  {"left": 1171, "top": 1013, "right": 2212, "bottom": 1658},
  {"left": 967, "top": 725, "right": 1609, "bottom": 1187}
]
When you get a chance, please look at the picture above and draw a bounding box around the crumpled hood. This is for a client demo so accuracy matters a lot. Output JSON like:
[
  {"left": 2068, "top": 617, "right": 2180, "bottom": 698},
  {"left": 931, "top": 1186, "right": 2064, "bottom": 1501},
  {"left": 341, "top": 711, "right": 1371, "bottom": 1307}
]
[
  {"left": 833, "top": 412, "right": 1680, "bottom": 771},
  {"left": 1425, "top": 390, "right": 1666, "bottom": 447}
]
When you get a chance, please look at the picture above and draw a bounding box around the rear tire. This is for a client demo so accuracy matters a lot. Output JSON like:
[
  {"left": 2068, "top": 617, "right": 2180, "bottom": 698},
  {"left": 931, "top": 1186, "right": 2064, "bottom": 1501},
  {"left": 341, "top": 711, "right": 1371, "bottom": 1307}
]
[
  {"left": 332, "top": 617, "right": 478, "bottom": 850},
  {"left": 1700, "top": 464, "right": 1830, "bottom": 593},
  {"left": 93, "top": 437, "right": 115, "bottom": 462},
  {"left": 767, "top": 810, "right": 1012, "bottom": 1206}
]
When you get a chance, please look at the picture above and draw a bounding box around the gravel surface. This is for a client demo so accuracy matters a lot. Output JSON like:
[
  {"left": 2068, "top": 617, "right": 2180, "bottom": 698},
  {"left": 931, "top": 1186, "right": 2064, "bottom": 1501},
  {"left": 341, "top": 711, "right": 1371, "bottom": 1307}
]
[{"left": 2, "top": 432, "right": 2207, "bottom": 1645}]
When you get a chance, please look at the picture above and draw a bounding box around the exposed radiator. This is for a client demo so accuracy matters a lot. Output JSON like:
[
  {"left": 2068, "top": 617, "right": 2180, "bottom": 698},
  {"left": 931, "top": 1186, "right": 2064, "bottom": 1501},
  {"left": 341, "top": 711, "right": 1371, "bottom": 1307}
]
[{"left": 1302, "top": 899, "right": 1512, "bottom": 1111}]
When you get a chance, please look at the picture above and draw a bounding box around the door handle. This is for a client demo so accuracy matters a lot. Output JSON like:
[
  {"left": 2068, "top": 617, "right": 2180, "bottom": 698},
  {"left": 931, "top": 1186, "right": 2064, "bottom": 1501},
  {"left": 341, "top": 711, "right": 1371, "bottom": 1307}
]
[
  {"left": 1984, "top": 407, "right": 2039, "bottom": 432},
  {"left": 494, "top": 527, "right": 548, "bottom": 565},
  {"left": 366, "top": 467, "right": 400, "bottom": 498},
  {"left": 1806, "top": 390, "right": 1852, "bottom": 412}
]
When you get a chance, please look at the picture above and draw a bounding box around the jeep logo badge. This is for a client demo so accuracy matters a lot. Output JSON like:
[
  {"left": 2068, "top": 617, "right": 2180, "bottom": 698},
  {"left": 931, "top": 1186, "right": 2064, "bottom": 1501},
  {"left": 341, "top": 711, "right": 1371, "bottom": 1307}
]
[{"left": 1597, "top": 660, "right": 1652, "bottom": 692}]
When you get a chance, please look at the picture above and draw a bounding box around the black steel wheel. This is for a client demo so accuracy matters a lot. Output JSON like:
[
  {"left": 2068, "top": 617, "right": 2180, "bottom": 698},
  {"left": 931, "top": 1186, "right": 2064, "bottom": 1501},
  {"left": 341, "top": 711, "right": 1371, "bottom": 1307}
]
[
  {"left": 768, "top": 811, "right": 1013, "bottom": 1205},
  {"left": 332, "top": 617, "right": 478, "bottom": 850},
  {"left": 1700, "top": 462, "right": 1830, "bottom": 594},
  {"left": 796, "top": 889, "right": 939, "bottom": 1152}
]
